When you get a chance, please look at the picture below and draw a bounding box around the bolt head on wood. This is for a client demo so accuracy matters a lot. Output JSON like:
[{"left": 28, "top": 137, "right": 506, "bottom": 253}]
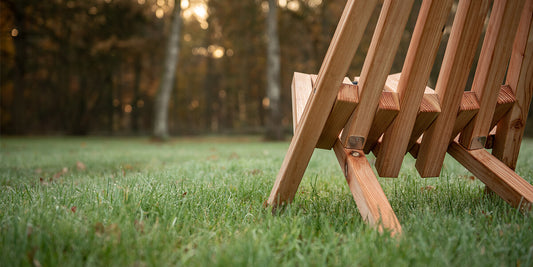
[{"left": 347, "top": 136, "right": 365, "bottom": 149}]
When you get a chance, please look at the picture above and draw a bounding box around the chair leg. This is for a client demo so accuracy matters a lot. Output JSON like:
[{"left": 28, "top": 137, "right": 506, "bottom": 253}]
[
  {"left": 333, "top": 139, "right": 402, "bottom": 236},
  {"left": 448, "top": 141, "right": 533, "bottom": 212}
]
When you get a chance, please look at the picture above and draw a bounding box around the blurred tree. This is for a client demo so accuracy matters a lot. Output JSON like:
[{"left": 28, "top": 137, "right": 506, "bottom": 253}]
[
  {"left": 153, "top": 0, "right": 182, "bottom": 140},
  {"left": 265, "top": 0, "right": 283, "bottom": 140}
]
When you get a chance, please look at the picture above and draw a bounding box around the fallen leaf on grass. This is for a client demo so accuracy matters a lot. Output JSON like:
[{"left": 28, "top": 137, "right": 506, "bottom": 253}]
[
  {"left": 420, "top": 185, "right": 435, "bottom": 192},
  {"left": 76, "top": 161, "right": 86, "bottom": 170},
  {"left": 134, "top": 220, "right": 144, "bottom": 234},
  {"left": 53, "top": 167, "right": 68, "bottom": 179},
  {"left": 71, "top": 206, "right": 77, "bottom": 213}
]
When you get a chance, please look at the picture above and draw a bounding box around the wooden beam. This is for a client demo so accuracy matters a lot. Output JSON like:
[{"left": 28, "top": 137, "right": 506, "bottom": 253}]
[
  {"left": 363, "top": 91, "right": 399, "bottom": 154},
  {"left": 267, "top": 0, "right": 377, "bottom": 207},
  {"left": 493, "top": 0, "right": 533, "bottom": 169},
  {"left": 313, "top": 76, "right": 359, "bottom": 150},
  {"left": 291, "top": 72, "right": 313, "bottom": 131},
  {"left": 459, "top": 0, "right": 526, "bottom": 149},
  {"left": 448, "top": 140, "right": 533, "bottom": 212},
  {"left": 410, "top": 86, "right": 513, "bottom": 159},
  {"left": 333, "top": 140, "right": 401, "bottom": 235},
  {"left": 341, "top": 0, "right": 415, "bottom": 150},
  {"left": 415, "top": 0, "right": 490, "bottom": 177},
  {"left": 406, "top": 89, "right": 441, "bottom": 152},
  {"left": 376, "top": 0, "right": 453, "bottom": 178}
]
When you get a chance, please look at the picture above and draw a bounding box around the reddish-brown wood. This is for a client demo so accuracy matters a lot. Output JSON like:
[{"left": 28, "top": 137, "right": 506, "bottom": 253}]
[
  {"left": 376, "top": 0, "right": 453, "bottom": 178},
  {"left": 415, "top": 0, "right": 490, "bottom": 177},
  {"left": 448, "top": 140, "right": 533, "bottom": 212},
  {"left": 341, "top": 0, "right": 415, "bottom": 150},
  {"left": 333, "top": 140, "right": 401, "bottom": 235},
  {"left": 267, "top": 0, "right": 377, "bottom": 207},
  {"left": 460, "top": 0, "right": 526, "bottom": 149},
  {"left": 315, "top": 77, "right": 359, "bottom": 150},
  {"left": 493, "top": 0, "right": 533, "bottom": 169}
]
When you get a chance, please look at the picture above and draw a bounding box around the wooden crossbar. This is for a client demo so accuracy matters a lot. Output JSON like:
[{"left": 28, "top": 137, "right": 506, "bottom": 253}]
[{"left": 267, "top": 0, "right": 533, "bottom": 235}]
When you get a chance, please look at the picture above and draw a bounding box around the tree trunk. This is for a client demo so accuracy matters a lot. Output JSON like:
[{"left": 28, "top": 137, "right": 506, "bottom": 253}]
[
  {"left": 265, "top": 0, "right": 283, "bottom": 140},
  {"left": 153, "top": 0, "right": 182, "bottom": 140}
]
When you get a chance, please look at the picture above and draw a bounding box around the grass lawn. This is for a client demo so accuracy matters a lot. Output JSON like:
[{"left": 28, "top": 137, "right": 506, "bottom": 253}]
[{"left": 1, "top": 136, "right": 532, "bottom": 266}]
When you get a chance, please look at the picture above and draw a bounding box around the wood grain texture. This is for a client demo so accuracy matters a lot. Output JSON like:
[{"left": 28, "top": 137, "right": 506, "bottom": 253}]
[
  {"left": 406, "top": 90, "right": 441, "bottom": 152},
  {"left": 490, "top": 85, "right": 516, "bottom": 128},
  {"left": 267, "top": 0, "right": 378, "bottom": 207},
  {"left": 493, "top": 0, "right": 533, "bottom": 169},
  {"left": 291, "top": 72, "right": 313, "bottom": 131},
  {"left": 341, "top": 0, "right": 415, "bottom": 149},
  {"left": 363, "top": 91, "right": 400, "bottom": 154},
  {"left": 415, "top": 0, "right": 490, "bottom": 177},
  {"left": 448, "top": 140, "right": 533, "bottom": 212},
  {"left": 459, "top": 0, "right": 526, "bottom": 149},
  {"left": 316, "top": 77, "right": 359, "bottom": 149},
  {"left": 376, "top": 0, "right": 453, "bottom": 178},
  {"left": 333, "top": 140, "right": 401, "bottom": 236}
]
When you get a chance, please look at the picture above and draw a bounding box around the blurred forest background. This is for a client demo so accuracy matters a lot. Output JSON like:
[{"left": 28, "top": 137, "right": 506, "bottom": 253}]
[{"left": 1, "top": 0, "right": 532, "bottom": 138}]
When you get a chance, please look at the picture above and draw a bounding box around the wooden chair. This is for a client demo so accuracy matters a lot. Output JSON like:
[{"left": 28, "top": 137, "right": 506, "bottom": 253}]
[{"left": 266, "top": 0, "right": 533, "bottom": 236}]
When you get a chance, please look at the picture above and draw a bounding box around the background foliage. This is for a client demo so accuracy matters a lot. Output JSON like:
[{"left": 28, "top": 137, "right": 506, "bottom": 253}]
[{"left": 1, "top": 0, "right": 532, "bottom": 136}]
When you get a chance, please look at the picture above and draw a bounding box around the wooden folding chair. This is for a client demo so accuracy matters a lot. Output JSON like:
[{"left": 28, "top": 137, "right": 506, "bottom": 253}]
[{"left": 266, "top": 0, "right": 533, "bottom": 236}]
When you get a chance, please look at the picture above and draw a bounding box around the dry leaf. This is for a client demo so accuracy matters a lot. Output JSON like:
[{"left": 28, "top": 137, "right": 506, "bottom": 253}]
[
  {"left": 420, "top": 185, "right": 435, "bottom": 192},
  {"left": 76, "top": 161, "right": 86, "bottom": 170},
  {"left": 71, "top": 206, "right": 77, "bottom": 213}
]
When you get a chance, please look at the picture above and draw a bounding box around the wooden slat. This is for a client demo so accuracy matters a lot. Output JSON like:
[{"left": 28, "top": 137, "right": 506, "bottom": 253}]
[
  {"left": 292, "top": 74, "right": 360, "bottom": 150},
  {"left": 415, "top": 0, "right": 490, "bottom": 177},
  {"left": 267, "top": 0, "right": 378, "bottom": 207},
  {"left": 490, "top": 85, "right": 516, "bottom": 128},
  {"left": 316, "top": 77, "right": 359, "bottom": 149},
  {"left": 459, "top": 0, "right": 526, "bottom": 149},
  {"left": 409, "top": 86, "right": 516, "bottom": 159},
  {"left": 448, "top": 140, "right": 533, "bottom": 212},
  {"left": 493, "top": 0, "right": 533, "bottom": 169},
  {"left": 376, "top": 0, "right": 453, "bottom": 178},
  {"left": 341, "top": 0, "right": 415, "bottom": 149},
  {"left": 406, "top": 90, "right": 440, "bottom": 152},
  {"left": 333, "top": 140, "right": 401, "bottom": 235},
  {"left": 363, "top": 91, "right": 399, "bottom": 154},
  {"left": 371, "top": 73, "right": 441, "bottom": 154},
  {"left": 291, "top": 72, "right": 313, "bottom": 131}
]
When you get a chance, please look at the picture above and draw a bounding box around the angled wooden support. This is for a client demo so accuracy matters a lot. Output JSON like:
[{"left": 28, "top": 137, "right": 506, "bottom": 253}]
[
  {"left": 266, "top": 0, "right": 377, "bottom": 208},
  {"left": 376, "top": 0, "right": 453, "bottom": 178},
  {"left": 448, "top": 141, "right": 533, "bottom": 212},
  {"left": 333, "top": 140, "right": 401, "bottom": 235},
  {"left": 460, "top": 0, "right": 526, "bottom": 149}
]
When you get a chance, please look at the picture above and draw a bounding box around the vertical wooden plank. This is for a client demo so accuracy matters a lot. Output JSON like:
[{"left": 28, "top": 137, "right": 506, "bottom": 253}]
[
  {"left": 333, "top": 140, "right": 402, "bottom": 236},
  {"left": 266, "top": 0, "right": 378, "bottom": 207},
  {"left": 459, "top": 0, "right": 526, "bottom": 149},
  {"left": 291, "top": 72, "right": 313, "bottom": 131},
  {"left": 493, "top": 0, "right": 533, "bottom": 169},
  {"left": 376, "top": 0, "right": 453, "bottom": 178},
  {"left": 448, "top": 141, "right": 533, "bottom": 211},
  {"left": 415, "top": 0, "right": 490, "bottom": 177},
  {"left": 341, "top": 0, "right": 415, "bottom": 149}
]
